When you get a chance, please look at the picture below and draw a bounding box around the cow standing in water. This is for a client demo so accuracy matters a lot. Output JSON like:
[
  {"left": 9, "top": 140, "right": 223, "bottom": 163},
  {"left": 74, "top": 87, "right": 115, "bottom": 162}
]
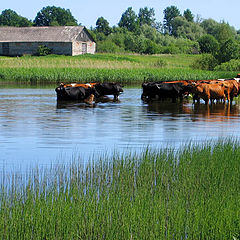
[
  {"left": 141, "top": 81, "right": 192, "bottom": 103},
  {"left": 55, "top": 82, "right": 124, "bottom": 103},
  {"left": 192, "top": 79, "right": 239, "bottom": 104},
  {"left": 55, "top": 83, "right": 98, "bottom": 103},
  {"left": 94, "top": 83, "right": 124, "bottom": 101}
]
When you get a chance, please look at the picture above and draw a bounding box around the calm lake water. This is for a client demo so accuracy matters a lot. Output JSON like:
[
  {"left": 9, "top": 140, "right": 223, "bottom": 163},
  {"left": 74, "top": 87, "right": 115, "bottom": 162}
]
[{"left": 1, "top": 86, "right": 240, "bottom": 172}]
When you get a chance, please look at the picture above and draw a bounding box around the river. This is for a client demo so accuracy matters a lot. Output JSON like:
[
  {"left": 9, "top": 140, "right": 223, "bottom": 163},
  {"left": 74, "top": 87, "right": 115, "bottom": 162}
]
[{"left": 0, "top": 86, "right": 240, "bottom": 172}]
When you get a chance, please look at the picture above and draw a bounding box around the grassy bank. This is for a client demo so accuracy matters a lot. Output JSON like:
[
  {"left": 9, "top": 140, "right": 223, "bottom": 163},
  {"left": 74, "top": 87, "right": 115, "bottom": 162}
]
[
  {"left": 0, "top": 141, "right": 239, "bottom": 239},
  {"left": 0, "top": 54, "right": 237, "bottom": 84}
]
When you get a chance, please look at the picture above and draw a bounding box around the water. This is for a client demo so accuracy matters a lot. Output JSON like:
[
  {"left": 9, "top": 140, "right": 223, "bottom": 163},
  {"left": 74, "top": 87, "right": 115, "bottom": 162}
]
[{"left": 1, "top": 87, "right": 240, "bottom": 171}]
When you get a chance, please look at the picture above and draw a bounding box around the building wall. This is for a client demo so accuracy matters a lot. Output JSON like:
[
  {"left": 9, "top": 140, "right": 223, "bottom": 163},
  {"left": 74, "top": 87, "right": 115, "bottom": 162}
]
[
  {"left": 0, "top": 42, "right": 72, "bottom": 56},
  {"left": 72, "top": 41, "right": 96, "bottom": 55}
]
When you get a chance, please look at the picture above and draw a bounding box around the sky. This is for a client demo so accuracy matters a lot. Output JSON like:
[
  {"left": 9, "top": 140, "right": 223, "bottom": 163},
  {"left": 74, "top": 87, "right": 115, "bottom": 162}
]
[{"left": 0, "top": 0, "right": 239, "bottom": 30}]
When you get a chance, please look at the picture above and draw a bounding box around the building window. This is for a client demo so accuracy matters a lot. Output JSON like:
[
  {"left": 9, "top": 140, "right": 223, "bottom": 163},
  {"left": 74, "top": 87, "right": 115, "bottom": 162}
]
[{"left": 80, "top": 32, "right": 84, "bottom": 38}]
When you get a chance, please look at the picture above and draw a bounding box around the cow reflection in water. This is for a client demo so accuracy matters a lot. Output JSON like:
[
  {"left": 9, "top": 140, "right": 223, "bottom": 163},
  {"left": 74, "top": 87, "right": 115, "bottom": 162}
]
[
  {"left": 56, "top": 96, "right": 117, "bottom": 109},
  {"left": 146, "top": 101, "right": 191, "bottom": 117},
  {"left": 146, "top": 101, "right": 240, "bottom": 122},
  {"left": 191, "top": 103, "right": 240, "bottom": 122}
]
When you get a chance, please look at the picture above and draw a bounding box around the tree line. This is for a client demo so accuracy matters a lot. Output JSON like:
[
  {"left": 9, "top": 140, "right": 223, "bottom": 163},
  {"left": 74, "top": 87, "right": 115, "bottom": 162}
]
[{"left": 1, "top": 5, "right": 240, "bottom": 70}]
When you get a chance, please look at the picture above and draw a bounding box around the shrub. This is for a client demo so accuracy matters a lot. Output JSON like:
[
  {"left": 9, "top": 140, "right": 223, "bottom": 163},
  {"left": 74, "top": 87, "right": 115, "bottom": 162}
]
[
  {"left": 36, "top": 45, "right": 52, "bottom": 56},
  {"left": 214, "top": 59, "right": 240, "bottom": 71},
  {"left": 198, "top": 34, "right": 219, "bottom": 54},
  {"left": 96, "top": 40, "right": 124, "bottom": 53},
  {"left": 191, "top": 54, "right": 218, "bottom": 70},
  {"left": 143, "top": 39, "right": 161, "bottom": 54},
  {"left": 215, "top": 39, "right": 240, "bottom": 63},
  {"left": 162, "top": 44, "right": 181, "bottom": 54}
]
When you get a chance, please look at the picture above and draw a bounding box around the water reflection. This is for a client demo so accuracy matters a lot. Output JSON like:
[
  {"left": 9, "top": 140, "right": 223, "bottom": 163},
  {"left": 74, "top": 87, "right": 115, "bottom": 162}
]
[
  {"left": 146, "top": 101, "right": 240, "bottom": 122},
  {"left": 191, "top": 103, "right": 240, "bottom": 122},
  {"left": 56, "top": 96, "right": 118, "bottom": 109}
]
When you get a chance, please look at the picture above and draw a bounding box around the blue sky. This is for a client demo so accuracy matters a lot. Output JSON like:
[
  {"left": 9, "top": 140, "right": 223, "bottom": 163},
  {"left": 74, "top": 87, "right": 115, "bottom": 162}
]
[{"left": 1, "top": 0, "right": 239, "bottom": 30}]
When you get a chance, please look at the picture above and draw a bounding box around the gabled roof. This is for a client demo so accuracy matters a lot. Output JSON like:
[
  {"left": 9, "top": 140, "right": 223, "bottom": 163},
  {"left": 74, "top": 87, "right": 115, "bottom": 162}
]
[{"left": 0, "top": 26, "right": 93, "bottom": 42}]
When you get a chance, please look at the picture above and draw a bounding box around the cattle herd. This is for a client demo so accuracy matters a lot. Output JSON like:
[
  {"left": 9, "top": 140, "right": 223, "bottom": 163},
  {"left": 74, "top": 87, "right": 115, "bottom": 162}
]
[{"left": 55, "top": 74, "right": 240, "bottom": 105}]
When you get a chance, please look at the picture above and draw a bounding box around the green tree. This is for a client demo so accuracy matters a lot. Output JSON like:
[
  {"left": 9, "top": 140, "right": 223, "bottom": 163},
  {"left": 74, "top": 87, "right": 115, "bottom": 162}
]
[
  {"left": 171, "top": 16, "right": 205, "bottom": 41},
  {"left": 118, "top": 7, "right": 140, "bottom": 32},
  {"left": 198, "top": 34, "right": 219, "bottom": 54},
  {"left": 183, "top": 9, "right": 194, "bottom": 22},
  {"left": 33, "top": 6, "right": 78, "bottom": 26},
  {"left": 138, "top": 7, "right": 155, "bottom": 26},
  {"left": 216, "top": 39, "right": 240, "bottom": 63},
  {"left": 200, "top": 18, "right": 219, "bottom": 37},
  {"left": 215, "top": 22, "right": 236, "bottom": 43},
  {"left": 140, "top": 24, "right": 158, "bottom": 41},
  {"left": 96, "top": 17, "right": 111, "bottom": 35},
  {"left": 163, "top": 5, "right": 181, "bottom": 34},
  {"left": 0, "top": 9, "right": 32, "bottom": 27}
]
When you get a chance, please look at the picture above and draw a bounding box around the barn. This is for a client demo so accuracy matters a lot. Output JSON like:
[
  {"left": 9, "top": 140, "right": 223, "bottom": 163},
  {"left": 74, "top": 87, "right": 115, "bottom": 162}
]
[{"left": 0, "top": 26, "right": 96, "bottom": 56}]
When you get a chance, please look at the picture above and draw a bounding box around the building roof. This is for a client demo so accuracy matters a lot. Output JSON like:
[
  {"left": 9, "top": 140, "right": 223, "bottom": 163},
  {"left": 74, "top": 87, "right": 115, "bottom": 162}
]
[{"left": 0, "top": 26, "right": 92, "bottom": 42}]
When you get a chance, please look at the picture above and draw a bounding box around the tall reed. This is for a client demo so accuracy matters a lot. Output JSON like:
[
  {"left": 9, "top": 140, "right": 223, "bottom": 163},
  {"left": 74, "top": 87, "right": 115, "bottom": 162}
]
[
  {"left": 0, "top": 54, "right": 237, "bottom": 84},
  {"left": 0, "top": 67, "right": 236, "bottom": 85},
  {"left": 0, "top": 140, "right": 239, "bottom": 239}
]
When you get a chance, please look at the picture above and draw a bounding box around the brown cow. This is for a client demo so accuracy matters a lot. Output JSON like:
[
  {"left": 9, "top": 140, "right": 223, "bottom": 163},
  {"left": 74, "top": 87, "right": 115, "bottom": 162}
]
[
  {"left": 192, "top": 83, "right": 226, "bottom": 104},
  {"left": 223, "top": 79, "right": 239, "bottom": 103}
]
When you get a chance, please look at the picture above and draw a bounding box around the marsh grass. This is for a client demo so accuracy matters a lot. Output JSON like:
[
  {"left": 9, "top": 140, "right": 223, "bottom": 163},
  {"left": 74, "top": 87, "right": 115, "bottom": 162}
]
[
  {"left": 0, "top": 140, "right": 239, "bottom": 239},
  {"left": 0, "top": 54, "right": 237, "bottom": 84}
]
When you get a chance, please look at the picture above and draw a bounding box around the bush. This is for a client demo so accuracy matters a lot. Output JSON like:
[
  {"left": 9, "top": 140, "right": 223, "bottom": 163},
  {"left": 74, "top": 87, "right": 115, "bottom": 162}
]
[
  {"left": 96, "top": 40, "right": 124, "bottom": 53},
  {"left": 36, "top": 45, "right": 52, "bottom": 56},
  {"left": 142, "top": 39, "right": 161, "bottom": 54},
  {"left": 191, "top": 54, "right": 218, "bottom": 70},
  {"left": 161, "top": 44, "right": 181, "bottom": 54},
  {"left": 214, "top": 59, "right": 240, "bottom": 71},
  {"left": 215, "top": 39, "right": 240, "bottom": 63},
  {"left": 198, "top": 34, "right": 219, "bottom": 54}
]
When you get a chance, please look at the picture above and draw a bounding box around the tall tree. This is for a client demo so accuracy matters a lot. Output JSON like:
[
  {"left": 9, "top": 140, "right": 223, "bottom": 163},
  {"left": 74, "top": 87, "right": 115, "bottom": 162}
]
[
  {"left": 138, "top": 7, "right": 155, "bottom": 26},
  {"left": 183, "top": 9, "right": 194, "bottom": 22},
  {"left": 118, "top": 7, "right": 139, "bottom": 32},
  {"left": 163, "top": 6, "right": 181, "bottom": 34},
  {"left": 33, "top": 6, "right": 78, "bottom": 26},
  {"left": 200, "top": 18, "right": 219, "bottom": 37},
  {"left": 96, "top": 17, "right": 111, "bottom": 35},
  {"left": 215, "top": 22, "right": 236, "bottom": 43},
  {"left": 171, "top": 16, "right": 205, "bottom": 41},
  {"left": 0, "top": 9, "right": 32, "bottom": 27}
]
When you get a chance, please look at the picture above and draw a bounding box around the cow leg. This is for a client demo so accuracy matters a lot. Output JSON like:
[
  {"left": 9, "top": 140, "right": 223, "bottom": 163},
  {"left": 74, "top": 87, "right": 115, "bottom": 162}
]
[
  {"left": 141, "top": 93, "right": 146, "bottom": 100},
  {"left": 114, "top": 94, "right": 119, "bottom": 101},
  {"left": 193, "top": 94, "right": 200, "bottom": 104},
  {"left": 204, "top": 97, "right": 209, "bottom": 105},
  {"left": 230, "top": 94, "right": 234, "bottom": 104}
]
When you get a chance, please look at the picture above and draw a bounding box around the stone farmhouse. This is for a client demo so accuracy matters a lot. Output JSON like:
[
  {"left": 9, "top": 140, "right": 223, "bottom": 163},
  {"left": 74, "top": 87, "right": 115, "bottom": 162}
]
[{"left": 0, "top": 26, "right": 96, "bottom": 56}]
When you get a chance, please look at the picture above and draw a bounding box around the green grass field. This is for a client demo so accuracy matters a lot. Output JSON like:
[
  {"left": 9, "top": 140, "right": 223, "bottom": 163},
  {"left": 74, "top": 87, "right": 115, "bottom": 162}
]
[
  {"left": 0, "top": 140, "right": 239, "bottom": 239},
  {"left": 0, "top": 53, "right": 237, "bottom": 84}
]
